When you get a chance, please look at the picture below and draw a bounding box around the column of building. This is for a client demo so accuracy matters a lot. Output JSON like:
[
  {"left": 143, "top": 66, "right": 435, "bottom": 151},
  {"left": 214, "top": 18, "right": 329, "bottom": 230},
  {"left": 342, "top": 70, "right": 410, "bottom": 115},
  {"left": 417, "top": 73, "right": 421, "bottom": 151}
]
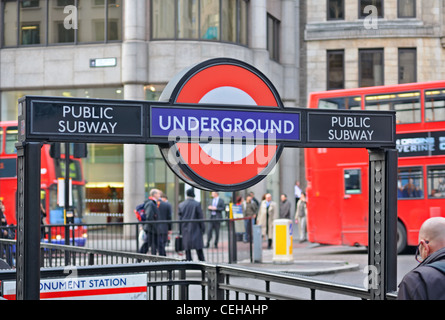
[{"left": 122, "top": 0, "right": 147, "bottom": 229}]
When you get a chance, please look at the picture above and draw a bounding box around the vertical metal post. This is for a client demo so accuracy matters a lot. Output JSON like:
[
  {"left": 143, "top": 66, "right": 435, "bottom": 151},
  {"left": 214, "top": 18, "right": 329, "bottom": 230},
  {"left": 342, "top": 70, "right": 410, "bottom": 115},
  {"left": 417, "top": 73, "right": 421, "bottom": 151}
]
[
  {"left": 368, "top": 148, "right": 398, "bottom": 300},
  {"left": 385, "top": 149, "right": 398, "bottom": 294},
  {"left": 16, "top": 142, "right": 41, "bottom": 300}
]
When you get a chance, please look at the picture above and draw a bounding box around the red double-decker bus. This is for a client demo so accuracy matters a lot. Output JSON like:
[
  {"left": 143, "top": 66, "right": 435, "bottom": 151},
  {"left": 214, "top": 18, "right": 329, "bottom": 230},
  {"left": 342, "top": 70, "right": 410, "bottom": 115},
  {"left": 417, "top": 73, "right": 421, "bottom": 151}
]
[
  {"left": 0, "top": 121, "right": 87, "bottom": 245},
  {"left": 305, "top": 81, "right": 445, "bottom": 253}
]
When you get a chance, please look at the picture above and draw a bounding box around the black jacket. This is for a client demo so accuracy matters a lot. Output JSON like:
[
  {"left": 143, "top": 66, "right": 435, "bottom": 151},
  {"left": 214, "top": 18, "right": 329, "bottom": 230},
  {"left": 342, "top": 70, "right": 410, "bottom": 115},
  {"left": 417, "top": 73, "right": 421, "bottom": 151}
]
[
  {"left": 157, "top": 200, "right": 172, "bottom": 234},
  {"left": 143, "top": 199, "right": 159, "bottom": 234},
  {"left": 397, "top": 247, "right": 445, "bottom": 300},
  {"left": 178, "top": 198, "right": 205, "bottom": 250}
]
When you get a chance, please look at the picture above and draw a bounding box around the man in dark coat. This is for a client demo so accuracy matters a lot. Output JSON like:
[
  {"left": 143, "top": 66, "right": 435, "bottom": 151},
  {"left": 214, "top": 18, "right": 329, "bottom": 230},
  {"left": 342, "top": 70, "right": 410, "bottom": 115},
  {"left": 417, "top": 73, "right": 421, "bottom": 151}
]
[
  {"left": 178, "top": 188, "right": 205, "bottom": 261},
  {"left": 398, "top": 217, "right": 445, "bottom": 300},
  {"left": 140, "top": 189, "right": 160, "bottom": 255},
  {"left": 157, "top": 193, "right": 172, "bottom": 256}
]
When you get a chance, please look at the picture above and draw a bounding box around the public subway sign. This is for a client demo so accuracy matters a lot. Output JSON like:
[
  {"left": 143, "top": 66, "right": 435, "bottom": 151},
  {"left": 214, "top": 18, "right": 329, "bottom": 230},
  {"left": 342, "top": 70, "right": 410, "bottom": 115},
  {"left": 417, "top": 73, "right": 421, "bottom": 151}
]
[
  {"left": 307, "top": 111, "right": 395, "bottom": 144},
  {"left": 18, "top": 58, "right": 396, "bottom": 191}
]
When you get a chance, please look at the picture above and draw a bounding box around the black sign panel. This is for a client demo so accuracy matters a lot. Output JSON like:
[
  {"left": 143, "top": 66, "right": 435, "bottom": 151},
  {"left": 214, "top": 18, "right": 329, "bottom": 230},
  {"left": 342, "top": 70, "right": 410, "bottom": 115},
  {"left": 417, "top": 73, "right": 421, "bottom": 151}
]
[
  {"left": 24, "top": 99, "right": 144, "bottom": 143},
  {"left": 397, "top": 131, "right": 445, "bottom": 157},
  {"left": 19, "top": 96, "right": 396, "bottom": 149},
  {"left": 307, "top": 111, "right": 395, "bottom": 146}
]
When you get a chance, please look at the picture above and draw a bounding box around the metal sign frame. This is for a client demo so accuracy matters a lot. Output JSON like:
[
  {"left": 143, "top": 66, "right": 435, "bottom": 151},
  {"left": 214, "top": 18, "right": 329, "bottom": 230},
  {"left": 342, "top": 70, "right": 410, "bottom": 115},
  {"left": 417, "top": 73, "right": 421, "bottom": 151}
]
[{"left": 15, "top": 58, "right": 398, "bottom": 300}]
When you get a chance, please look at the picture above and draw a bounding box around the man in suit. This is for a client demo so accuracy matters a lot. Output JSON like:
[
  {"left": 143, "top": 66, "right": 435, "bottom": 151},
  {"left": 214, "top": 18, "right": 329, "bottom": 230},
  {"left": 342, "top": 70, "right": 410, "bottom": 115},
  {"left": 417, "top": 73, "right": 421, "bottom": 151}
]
[
  {"left": 157, "top": 192, "right": 172, "bottom": 256},
  {"left": 206, "top": 191, "right": 225, "bottom": 248}
]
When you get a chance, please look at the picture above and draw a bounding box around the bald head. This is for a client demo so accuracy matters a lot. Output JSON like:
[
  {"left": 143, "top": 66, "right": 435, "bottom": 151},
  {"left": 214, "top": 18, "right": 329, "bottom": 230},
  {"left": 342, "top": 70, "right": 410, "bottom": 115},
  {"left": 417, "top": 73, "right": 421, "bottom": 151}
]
[{"left": 419, "top": 217, "right": 445, "bottom": 255}]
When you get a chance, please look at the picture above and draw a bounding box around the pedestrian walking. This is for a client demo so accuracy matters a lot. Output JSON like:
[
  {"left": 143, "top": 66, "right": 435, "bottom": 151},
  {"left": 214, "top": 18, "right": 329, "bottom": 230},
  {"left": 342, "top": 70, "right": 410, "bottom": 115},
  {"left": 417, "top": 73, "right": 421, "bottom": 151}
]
[
  {"left": 140, "top": 189, "right": 160, "bottom": 255},
  {"left": 157, "top": 193, "right": 172, "bottom": 256},
  {"left": 178, "top": 188, "right": 205, "bottom": 261},
  {"left": 295, "top": 192, "right": 307, "bottom": 242},
  {"left": 256, "top": 193, "right": 278, "bottom": 249},
  {"left": 243, "top": 194, "right": 257, "bottom": 242},
  {"left": 206, "top": 191, "right": 225, "bottom": 248},
  {"left": 279, "top": 194, "right": 291, "bottom": 219}
]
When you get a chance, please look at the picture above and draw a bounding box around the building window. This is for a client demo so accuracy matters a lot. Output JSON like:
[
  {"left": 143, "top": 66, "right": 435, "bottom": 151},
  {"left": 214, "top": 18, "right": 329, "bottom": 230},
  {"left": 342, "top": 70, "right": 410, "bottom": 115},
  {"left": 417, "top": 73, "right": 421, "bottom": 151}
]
[
  {"left": 359, "top": 0, "right": 383, "bottom": 18},
  {"left": 19, "top": 0, "right": 46, "bottom": 45},
  {"left": 1, "top": 0, "right": 122, "bottom": 47},
  {"left": 327, "top": 0, "right": 344, "bottom": 20},
  {"left": 151, "top": 0, "right": 248, "bottom": 46},
  {"left": 267, "top": 14, "right": 280, "bottom": 62},
  {"left": 398, "top": 0, "right": 415, "bottom": 18},
  {"left": 327, "top": 50, "right": 344, "bottom": 90},
  {"left": 200, "top": 0, "right": 219, "bottom": 40},
  {"left": 359, "top": 49, "right": 384, "bottom": 87},
  {"left": 399, "top": 48, "right": 416, "bottom": 84}
]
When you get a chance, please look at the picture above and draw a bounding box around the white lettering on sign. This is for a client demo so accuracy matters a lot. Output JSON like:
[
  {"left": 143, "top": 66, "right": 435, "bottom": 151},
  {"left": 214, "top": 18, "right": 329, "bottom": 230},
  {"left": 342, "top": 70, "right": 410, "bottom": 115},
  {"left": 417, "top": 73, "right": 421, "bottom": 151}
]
[
  {"left": 158, "top": 115, "right": 295, "bottom": 135},
  {"left": 58, "top": 105, "right": 118, "bottom": 134},
  {"left": 328, "top": 116, "right": 374, "bottom": 141}
]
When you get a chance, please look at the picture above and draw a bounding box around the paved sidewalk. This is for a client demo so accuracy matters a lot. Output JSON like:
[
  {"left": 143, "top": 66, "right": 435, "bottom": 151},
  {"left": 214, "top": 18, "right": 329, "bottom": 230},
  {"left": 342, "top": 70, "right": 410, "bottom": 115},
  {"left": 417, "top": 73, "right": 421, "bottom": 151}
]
[{"left": 237, "top": 241, "right": 361, "bottom": 276}]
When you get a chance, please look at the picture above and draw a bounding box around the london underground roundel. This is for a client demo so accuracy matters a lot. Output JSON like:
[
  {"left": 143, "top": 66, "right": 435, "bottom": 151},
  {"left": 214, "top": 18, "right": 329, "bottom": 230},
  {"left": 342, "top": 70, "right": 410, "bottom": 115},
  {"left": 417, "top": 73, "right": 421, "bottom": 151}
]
[{"left": 159, "top": 58, "right": 284, "bottom": 191}]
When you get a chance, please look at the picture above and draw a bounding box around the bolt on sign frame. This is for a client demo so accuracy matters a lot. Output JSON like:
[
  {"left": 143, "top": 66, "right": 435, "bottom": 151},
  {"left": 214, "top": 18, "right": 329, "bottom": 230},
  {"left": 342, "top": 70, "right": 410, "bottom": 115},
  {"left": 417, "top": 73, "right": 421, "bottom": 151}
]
[{"left": 15, "top": 58, "right": 397, "bottom": 300}]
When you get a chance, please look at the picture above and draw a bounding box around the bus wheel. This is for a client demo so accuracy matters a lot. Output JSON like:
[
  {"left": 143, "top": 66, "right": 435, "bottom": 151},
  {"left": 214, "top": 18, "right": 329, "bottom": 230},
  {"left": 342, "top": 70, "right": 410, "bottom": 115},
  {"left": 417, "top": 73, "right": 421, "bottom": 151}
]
[{"left": 397, "top": 221, "right": 407, "bottom": 254}]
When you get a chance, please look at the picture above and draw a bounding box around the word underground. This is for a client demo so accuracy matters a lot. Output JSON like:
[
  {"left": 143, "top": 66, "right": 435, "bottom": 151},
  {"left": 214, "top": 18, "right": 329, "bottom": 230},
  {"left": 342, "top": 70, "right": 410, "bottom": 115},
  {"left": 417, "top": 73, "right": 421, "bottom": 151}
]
[
  {"left": 58, "top": 105, "right": 117, "bottom": 134},
  {"left": 159, "top": 115, "right": 295, "bottom": 135},
  {"left": 328, "top": 116, "right": 374, "bottom": 141},
  {"left": 176, "top": 304, "right": 268, "bottom": 317}
]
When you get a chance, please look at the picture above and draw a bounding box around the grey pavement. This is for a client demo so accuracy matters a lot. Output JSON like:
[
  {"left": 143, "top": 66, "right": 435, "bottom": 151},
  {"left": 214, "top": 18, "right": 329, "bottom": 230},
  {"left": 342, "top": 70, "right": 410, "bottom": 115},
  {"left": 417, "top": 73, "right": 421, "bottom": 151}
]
[{"left": 237, "top": 240, "right": 362, "bottom": 276}]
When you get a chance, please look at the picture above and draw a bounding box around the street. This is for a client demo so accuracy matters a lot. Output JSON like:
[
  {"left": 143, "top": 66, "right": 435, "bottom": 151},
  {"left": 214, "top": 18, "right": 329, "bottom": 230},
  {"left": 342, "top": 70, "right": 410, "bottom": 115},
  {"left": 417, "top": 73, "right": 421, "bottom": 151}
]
[{"left": 233, "top": 240, "right": 419, "bottom": 300}]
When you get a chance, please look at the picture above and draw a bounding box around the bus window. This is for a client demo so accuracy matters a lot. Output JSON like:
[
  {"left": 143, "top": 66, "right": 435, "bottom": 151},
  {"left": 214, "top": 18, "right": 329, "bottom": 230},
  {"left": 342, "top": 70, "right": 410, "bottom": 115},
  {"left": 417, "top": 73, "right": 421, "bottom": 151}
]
[
  {"left": 427, "top": 166, "right": 445, "bottom": 198},
  {"left": 398, "top": 167, "right": 424, "bottom": 199},
  {"left": 344, "top": 169, "right": 361, "bottom": 194},
  {"left": 365, "top": 92, "right": 420, "bottom": 124},
  {"left": 318, "top": 96, "right": 361, "bottom": 110},
  {"left": 5, "top": 126, "right": 18, "bottom": 154},
  {"left": 425, "top": 89, "right": 445, "bottom": 122}
]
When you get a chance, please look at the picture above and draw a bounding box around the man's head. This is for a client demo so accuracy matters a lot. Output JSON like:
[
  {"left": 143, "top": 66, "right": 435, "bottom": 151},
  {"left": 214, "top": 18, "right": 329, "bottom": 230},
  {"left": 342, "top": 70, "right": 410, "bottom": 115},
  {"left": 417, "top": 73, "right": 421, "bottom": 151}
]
[
  {"left": 265, "top": 193, "right": 272, "bottom": 202},
  {"left": 280, "top": 194, "right": 287, "bottom": 202},
  {"left": 211, "top": 191, "right": 219, "bottom": 198},
  {"left": 150, "top": 189, "right": 161, "bottom": 200},
  {"left": 418, "top": 217, "right": 445, "bottom": 261}
]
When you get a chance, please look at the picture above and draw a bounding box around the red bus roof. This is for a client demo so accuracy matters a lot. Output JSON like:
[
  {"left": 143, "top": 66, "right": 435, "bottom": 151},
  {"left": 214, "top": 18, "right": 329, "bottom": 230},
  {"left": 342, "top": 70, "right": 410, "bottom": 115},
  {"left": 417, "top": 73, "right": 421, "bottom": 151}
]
[{"left": 308, "top": 80, "right": 445, "bottom": 104}]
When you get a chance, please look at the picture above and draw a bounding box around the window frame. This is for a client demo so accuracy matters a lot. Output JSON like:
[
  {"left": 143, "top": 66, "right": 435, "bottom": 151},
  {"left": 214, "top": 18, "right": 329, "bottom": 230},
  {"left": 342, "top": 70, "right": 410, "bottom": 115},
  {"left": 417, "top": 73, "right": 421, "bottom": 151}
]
[
  {"left": 359, "top": 0, "right": 384, "bottom": 19},
  {"left": 398, "top": 0, "right": 416, "bottom": 18},
  {"left": 267, "top": 13, "right": 280, "bottom": 62},
  {"left": 344, "top": 168, "right": 362, "bottom": 195},
  {"left": 151, "top": 0, "right": 249, "bottom": 47},
  {"left": 359, "top": 48, "right": 384, "bottom": 88},
  {"left": 427, "top": 165, "right": 445, "bottom": 199},
  {"left": 1, "top": 0, "right": 123, "bottom": 48},
  {"left": 327, "top": 0, "right": 344, "bottom": 21},
  {"left": 398, "top": 48, "right": 417, "bottom": 84},
  {"left": 425, "top": 88, "right": 445, "bottom": 123},
  {"left": 327, "top": 49, "right": 345, "bottom": 90}
]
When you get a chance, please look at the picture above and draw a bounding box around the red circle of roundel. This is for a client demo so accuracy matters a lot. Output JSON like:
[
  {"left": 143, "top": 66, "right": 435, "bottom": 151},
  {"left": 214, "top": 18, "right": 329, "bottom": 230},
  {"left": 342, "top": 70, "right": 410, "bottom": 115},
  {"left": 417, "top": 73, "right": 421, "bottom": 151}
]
[{"left": 173, "top": 63, "right": 280, "bottom": 186}]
